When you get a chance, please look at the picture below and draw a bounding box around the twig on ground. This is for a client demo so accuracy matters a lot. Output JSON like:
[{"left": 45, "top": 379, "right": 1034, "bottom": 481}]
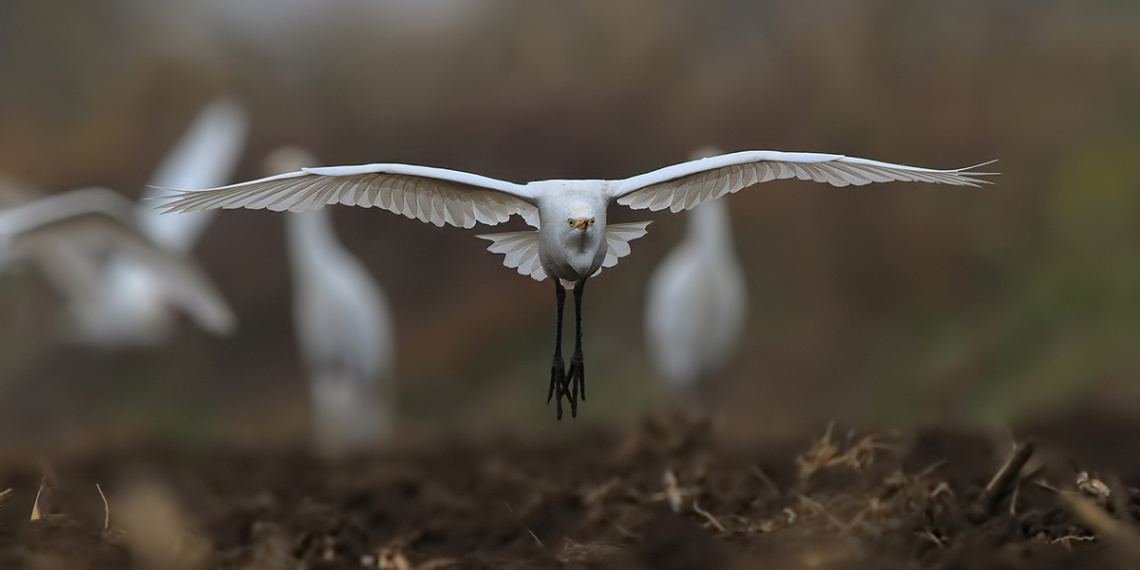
[
  {"left": 692, "top": 499, "right": 727, "bottom": 533},
  {"left": 0, "top": 488, "right": 11, "bottom": 506},
  {"left": 978, "top": 439, "right": 1035, "bottom": 517},
  {"left": 918, "top": 530, "right": 944, "bottom": 548},
  {"left": 648, "top": 470, "right": 694, "bottom": 513},
  {"left": 1051, "top": 534, "right": 1096, "bottom": 550},
  {"left": 503, "top": 501, "right": 543, "bottom": 548},
  {"left": 96, "top": 483, "right": 110, "bottom": 532},
  {"left": 797, "top": 422, "right": 894, "bottom": 479},
  {"left": 29, "top": 476, "right": 50, "bottom": 522},
  {"left": 557, "top": 538, "right": 623, "bottom": 564},
  {"left": 1064, "top": 494, "right": 1140, "bottom": 563},
  {"left": 796, "top": 494, "right": 848, "bottom": 530}
]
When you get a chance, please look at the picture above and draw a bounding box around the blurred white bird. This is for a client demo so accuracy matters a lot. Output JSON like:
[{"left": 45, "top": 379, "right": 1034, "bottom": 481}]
[
  {"left": 80, "top": 97, "right": 247, "bottom": 346},
  {"left": 0, "top": 187, "right": 234, "bottom": 338},
  {"left": 645, "top": 148, "right": 747, "bottom": 389},
  {"left": 158, "top": 149, "right": 994, "bottom": 418},
  {"left": 267, "top": 147, "right": 395, "bottom": 456}
]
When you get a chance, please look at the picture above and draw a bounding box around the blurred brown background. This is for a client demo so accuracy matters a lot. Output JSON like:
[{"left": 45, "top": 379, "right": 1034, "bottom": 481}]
[{"left": 1, "top": 0, "right": 1138, "bottom": 447}]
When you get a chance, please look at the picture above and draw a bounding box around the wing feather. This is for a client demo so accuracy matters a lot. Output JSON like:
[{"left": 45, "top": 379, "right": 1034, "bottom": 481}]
[
  {"left": 158, "top": 163, "right": 538, "bottom": 229},
  {"left": 598, "top": 221, "right": 653, "bottom": 270},
  {"left": 476, "top": 230, "right": 548, "bottom": 281},
  {"left": 612, "top": 151, "right": 995, "bottom": 214}
]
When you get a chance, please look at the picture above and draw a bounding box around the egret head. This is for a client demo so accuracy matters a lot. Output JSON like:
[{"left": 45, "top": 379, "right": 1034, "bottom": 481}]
[{"left": 565, "top": 202, "right": 596, "bottom": 232}]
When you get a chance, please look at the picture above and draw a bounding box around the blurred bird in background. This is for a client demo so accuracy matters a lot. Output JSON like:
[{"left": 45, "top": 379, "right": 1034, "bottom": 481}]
[
  {"left": 159, "top": 150, "right": 992, "bottom": 418},
  {"left": 81, "top": 97, "right": 247, "bottom": 347},
  {"left": 0, "top": 186, "right": 233, "bottom": 343},
  {"left": 645, "top": 147, "right": 747, "bottom": 394},
  {"left": 266, "top": 147, "right": 396, "bottom": 457},
  {"left": 0, "top": 97, "right": 247, "bottom": 347}
]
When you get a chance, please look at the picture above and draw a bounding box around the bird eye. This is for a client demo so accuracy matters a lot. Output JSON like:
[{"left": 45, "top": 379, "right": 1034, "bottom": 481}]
[
  {"left": 567, "top": 218, "right": 575, "bottom": 227},
  {"left": 588, "top": 219, "right": 595, "bottom": 227}
]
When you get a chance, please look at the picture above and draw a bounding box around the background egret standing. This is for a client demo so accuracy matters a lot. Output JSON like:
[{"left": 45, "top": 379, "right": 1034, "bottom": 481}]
[
  {"left": 645, "top": 192, "right": 746, "bottom": 391},
  {"left": 268, "top": 147, "right": 396, "bottom": 456},
  {"left": 645, "top": 148, "right": 747, "bottom": 392}
]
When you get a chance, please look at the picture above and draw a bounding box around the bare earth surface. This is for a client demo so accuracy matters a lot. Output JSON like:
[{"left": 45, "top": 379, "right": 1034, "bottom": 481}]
[{"left": 2, "top": 411, "right": 1139, "bottom": 570}]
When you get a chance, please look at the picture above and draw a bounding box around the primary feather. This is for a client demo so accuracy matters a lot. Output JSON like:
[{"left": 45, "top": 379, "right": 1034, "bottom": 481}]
[
  {"left": 613, "top": 151, "right": 993, "bottom": 213},
  {"left": 162, "top": 163, "right": 539, "bottom": 228}
]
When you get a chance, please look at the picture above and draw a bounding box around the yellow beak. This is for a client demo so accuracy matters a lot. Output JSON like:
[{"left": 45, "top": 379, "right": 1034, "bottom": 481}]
[{"left": 574, "top": 217, "right": 592, "bottom": 230}]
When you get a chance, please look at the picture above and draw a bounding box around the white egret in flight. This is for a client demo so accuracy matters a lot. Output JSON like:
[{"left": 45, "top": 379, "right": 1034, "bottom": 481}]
[
  {"left": 645, "top": 148, "right": 747, "bottom": 390},
  {"left": 0, "top": 187, "right": 233, "bottom": 337},
  {"left": 157, "top": 149, "right": 993, "bottom": 418},
  {"left": 267, "top": 147, "right": 395, "bottom": 456},
  {"left": 82, "top": 97, "right": 247, "bottom": 346}
]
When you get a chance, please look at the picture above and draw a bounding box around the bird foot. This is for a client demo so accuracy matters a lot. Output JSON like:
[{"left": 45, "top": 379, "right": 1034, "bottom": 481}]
[
  {"left": 568, "top": 354, "right": 585, "bottom": 405},
  {"left": 549, "top": 356, "right": 567, "bottom": 420}
]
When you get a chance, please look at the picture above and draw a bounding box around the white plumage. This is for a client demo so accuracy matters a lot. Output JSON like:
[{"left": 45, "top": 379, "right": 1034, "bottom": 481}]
[
  {"left": 268, "top": 147, "right": 395, "bottom": 456},
  {"left": 0, "top": 187, "right": 233, "bottom": 340},
  {"left": 80, "top": 97, "right": 247, "bottom": 346},
  {"left": 157, "top": 148, "right": 993, "bottom": 417},
  {"left": 138, "top": 97, "right": 248, "bottom": 253},
  {"left": 645, "top": 147, "right": 748, "bottom": 389},
  {"left": 645, "top": 197, "right": 747, "bottom": 388}
]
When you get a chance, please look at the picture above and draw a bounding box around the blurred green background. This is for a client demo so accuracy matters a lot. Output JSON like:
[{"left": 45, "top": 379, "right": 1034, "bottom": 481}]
[{"left": 1, "top": 0, "right": 1138, "bottom": 447}]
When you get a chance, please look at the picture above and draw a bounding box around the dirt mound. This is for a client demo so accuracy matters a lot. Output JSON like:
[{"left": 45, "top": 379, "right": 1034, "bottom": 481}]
[{"left": 2, "top": 412, "right": 1139, "bottom": 569}]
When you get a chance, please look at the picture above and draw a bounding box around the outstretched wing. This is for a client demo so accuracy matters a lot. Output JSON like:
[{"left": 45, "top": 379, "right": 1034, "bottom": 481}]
[
  {"left": 0, "top": 187, "right": 135, "bottom": 236},
  {"left": 611, "top": 151, "right": 995, "bottom": 213},
  {"left": 138, "top": 97, "right": 248, "bottom": 253},
  {"left": 1, "top": 188, "right": 234, "bottom": 333},
  {"left": 158, "top": 163, "right": 539, "bottom": 229}
]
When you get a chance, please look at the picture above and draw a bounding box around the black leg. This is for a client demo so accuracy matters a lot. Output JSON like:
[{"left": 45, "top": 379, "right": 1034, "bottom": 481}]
[
  {"left": 566, "top": 278, "right": 587, "bottom": 416},
  {"left": 549, "top": 281, "right": 567, "bottom": 419}
]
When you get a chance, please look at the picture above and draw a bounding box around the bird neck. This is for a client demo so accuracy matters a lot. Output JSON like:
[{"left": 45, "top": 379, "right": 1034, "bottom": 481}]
[
  {"left": 688, "top": 200, "right": 734, "bottom": 249},
  {"left": 286, "top": 208, "right": 344, "bottom": 265}
]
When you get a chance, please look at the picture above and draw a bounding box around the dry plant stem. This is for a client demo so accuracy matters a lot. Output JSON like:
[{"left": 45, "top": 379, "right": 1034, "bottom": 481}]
[
  {"left": 503, "top": 501, "right": 543, "bottom": 548},
  {"left": 979, "top": 439, "right": 1035, "bottom": 517},
  {"left": 1064, "top": 494, "right": 1140, "bottom": 563},
  {"left": 692, "top": 499, "right": 727, "bottom": 533},
  {"left": 96, "top": 483, "right": 109, "bottom": 532},
  {"left": 29, "top": 476, "right": 49, "bottom": 522},
  {"left": 0, "top": 488, "right": 11, "bottom": 506}
]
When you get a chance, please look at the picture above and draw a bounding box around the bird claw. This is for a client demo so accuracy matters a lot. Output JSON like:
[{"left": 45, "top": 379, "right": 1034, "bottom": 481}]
[
  {"left": 568, "top": 354, "right": 585, "bottom": 404},
  {"left": 548, "top": 355, "right": 584, "bottom": 419},
  {"left": 549, "top": 356, "right": 566, "bottom": 419}
]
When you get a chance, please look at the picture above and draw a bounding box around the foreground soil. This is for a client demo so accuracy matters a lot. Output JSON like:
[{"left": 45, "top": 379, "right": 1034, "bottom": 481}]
[{"left": 2, "top": 411, "right": 1140, "bottom": 570}]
